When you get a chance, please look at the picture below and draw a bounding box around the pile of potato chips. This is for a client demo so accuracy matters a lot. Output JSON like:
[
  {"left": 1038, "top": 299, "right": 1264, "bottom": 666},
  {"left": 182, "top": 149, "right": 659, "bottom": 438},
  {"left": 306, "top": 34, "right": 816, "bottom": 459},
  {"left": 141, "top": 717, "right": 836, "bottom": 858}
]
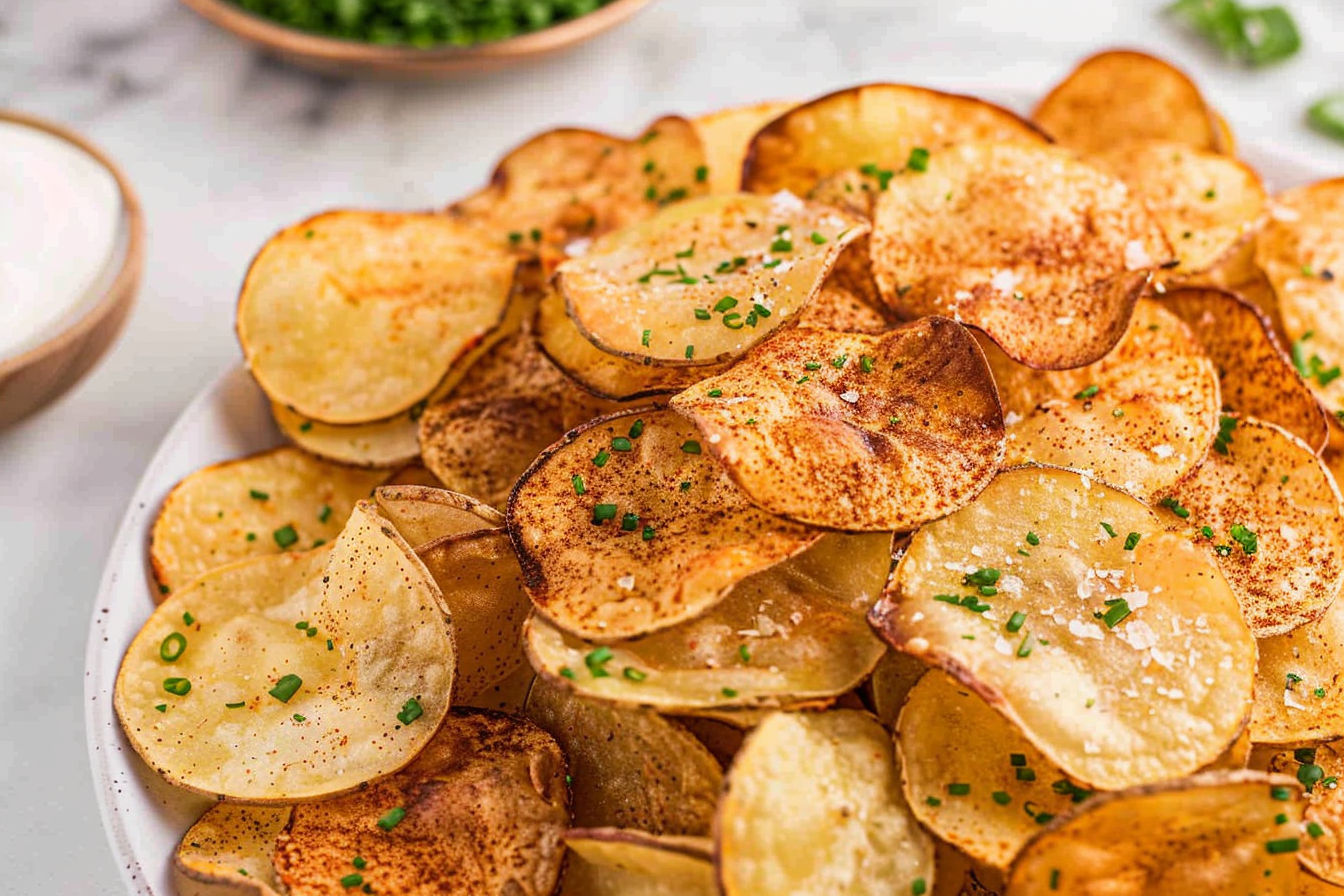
[{"left": 116, "top": 48, "right": 1344, "bottom": 894}]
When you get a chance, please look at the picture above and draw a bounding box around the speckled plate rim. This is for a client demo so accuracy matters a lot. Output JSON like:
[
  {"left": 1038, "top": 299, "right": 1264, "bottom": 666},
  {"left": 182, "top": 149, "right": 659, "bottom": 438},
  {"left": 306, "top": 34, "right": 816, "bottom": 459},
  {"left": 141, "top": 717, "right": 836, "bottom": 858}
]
[{"left": 84, "top": 85, "right": 1331, "bottom": 895}]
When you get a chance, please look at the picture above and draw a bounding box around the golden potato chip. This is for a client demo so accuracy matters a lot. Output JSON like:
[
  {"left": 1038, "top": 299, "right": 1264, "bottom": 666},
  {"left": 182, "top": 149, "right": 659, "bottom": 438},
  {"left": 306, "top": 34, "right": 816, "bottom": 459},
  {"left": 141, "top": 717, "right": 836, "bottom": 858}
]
[
  {"left": 373, "top": 484, "right": 501, "bottom": 547},
  {"left": 556, "top": 193, "right": 866, "bottom": 367},
  {"left": 868, "top": 649, "right": 929, "bottom": 729},
  {"left": 795, "top": 280, "right": 891, "bottom": 333},
  {"left": 561, "top": 829, "right": 716, "bottom": 896},
  {"left": 869, "top": 142, "right": 1170, "bottom": 369},
  {"left": 871, "top": 466, "right": 1256, "bottom": 790},
  {"left": 1252, "top": 589, "right": 1344, "bottom": 746},
  {"left": 525, "top": 677, "right": 723, "bottom": 835},
  {"left": 174, "top": 804, "right": 290, "bottom": 896},
  {"left": 898, "top": 670, "right": 1091, "bottom": 870},
  {"left": 1088, "top": 139, "right": 1266, "bottom": 276},
  {"left": 273, "top": 708, "right": 568, "bottom": 896},
  {"left": 1256, "top": 179, "right": 1344, "bottom": 422},
  {"left": 237, "top": 210, "right": 516, "bottom": 424},
  {"left": 465, "top": 664, "right": 536, "bottom": 715},
  {"left": 693, "top": 100, "right": 796, "bottom": 195},
  {"left": 416, "top": 528, "right": 530, "bottom": 705},
  {"left": 986, "top": 300, "right": 1219, "bottom": 500},
  {"left": 1269, "top": 744, "right": 1344, "bottom": 885},
  {"left": 507, "top": 408, "right": 818, "bottom": 641},
  {"left": 271, "top": 401, "right": 425, "bottom": 469},
  {"left": 1163, "top": 287, "right": 1329, "bottom": 453},
  {"left": 1032, "top": 49, "right": 1227, "bottom": 154},
  {"left": 115, "top": 501, "right": 453, "bottom": 801},
  {"left": 535, "top": 287, "right": 724, "bottom": 400},
  {"left": 449, "top": 116, "right": 709, "bottom": 264},
  {"left": 670, "top": 317, "right": 1003, "bottom": 530},
  {"left": 741, "top": 83, "right": 1046, "bottom": 196},
  {"left": 149, "top": 446, "right": 386, "bottom": 598},
  {"left": 1005, "top": 771, "right": 1302, "bottom": 894},
  {"left": 716, "top": 710, "right": 935, "bottom": 896},
  {"left": 523, "top": 531, "right": 890, "bottom": 710}
]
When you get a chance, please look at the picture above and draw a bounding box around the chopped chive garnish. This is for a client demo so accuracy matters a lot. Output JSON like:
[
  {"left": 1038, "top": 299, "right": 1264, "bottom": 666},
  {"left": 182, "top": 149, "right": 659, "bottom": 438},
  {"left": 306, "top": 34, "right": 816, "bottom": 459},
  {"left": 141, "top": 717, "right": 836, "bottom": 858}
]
[
  {"left": 1230, "top": 523, "right": 1258, "bottom": 555},
  {"left": 611, "top": 437, "right": 633, "bottom": 452},
  {"left": 397, "top": 697, "right": 423, "bottom": 725},
  {"left": 1123, "top": 532, "right": 1141, "bottom": 550},
  {"left": 641, "top": 329, "right": 652, "bottom": 347},
  {"left": 620, "top": 513, "right": 639, "bottom": 532},
  {"left": 1265, "top": 837, "right": 1299, "bottom": 854},
  {"left": 592, "top": 504, "right": 618, "bottom": 525},
  {"left": 1011, "top": 753, "right": 1027, "bottom": 766},
  {"left": 1271, "top": 785, "right": 1292, "bottom": 801},
  {"left": 163, "top": 677, "right": 192, "bottom": 696},
  {"left": 628, "top": 419, "right": 645, "bottom": 439},
  {"left": 1006, "top": 611, "right": 1027, "bottom": 633},
  {"left": 572, "top": 474, "right": 586, "bottom": 495},
  {"left": 642, "top": 526, "right": 656, "bottom": 541},
  {"left": 1026, "top": 531, "right": 1040, "bottom": 546},
  {"left": 681, "top": 440, "right": 702, "bottom": 454},
  {"left": 226, "top": 701, "right": 245, "bottom": 709},
  {"left": 1074, "top": 384, "right": 1099, "bottom": 400},
  {"left": 249, "top": 489, "right": 269, "bottom": 501},
  {"left": 622, "top": 667, "right": 647, "bottom": 682},
  {"left": 738, "top": 644, "right": 751, "bottom": 663},
  {"left": 925, "top": 796, "right": 942, "bottom": 807},
  {"left": 707, "top": 388, "right": 722, "bottom": 397},
  {"left": 992, "top": 791, "right": 1012, "bottom": 805},
  {"left": 159, "top": 632, "right": 187, "bottom": 663},
  {"left": 906, "top": 147, "right": 930, "bottom": 171},
  {"left": 1016, "top": 766, "right": 1037, "bottom": 782},
  {"left": 376, "top": 807, "right": 406, "bottom": 831},
  {"left": 1159, "top": 497, "right": 1190, "bottom": 519},
  {"left": 721, "top": 687, "right": 738, "bottom": 697},
  {"left": 1308, "top": 821, "right": 1326, "bottom": 838},
  {"left": 340, "top": 873, "right": 363, "bottom": 888},
  {"left": 810, "top": 231, "right": 827, "bottom": 244},
  {"left": 559, "top": 666, "right": 576, "bottom": 680},
  {"left": 585, "top": 646, "right": 614, "bottom": 678},
  {"left": 154, "top": 703, "right": 167, "bottom": 713},
  {"left": 273, "top": 525, "right": 298, "bottom": 549},
  {"left": 963, "top": 568, "right": 1000, "bottom": 587},
  {"left": 268, "top": 674, "right": 302, "bottom": 703},
  {"left": 947, "top": 782, "right": 971, "bottom": 796},
  {"left": 593, "top": 449, "right": 610, "bottom": 467},
  {"left": 182, "top": 611, "right": 195, "bottom": 626},
  {"left": 1101, "top": 599, "right": 1131, "bottom": 629},
  {"left": 318, "top": 504, "right": 332, "bottom": 523},
  {"left": 1100, "top": 522, "right": 1117, "bottom": 538}
]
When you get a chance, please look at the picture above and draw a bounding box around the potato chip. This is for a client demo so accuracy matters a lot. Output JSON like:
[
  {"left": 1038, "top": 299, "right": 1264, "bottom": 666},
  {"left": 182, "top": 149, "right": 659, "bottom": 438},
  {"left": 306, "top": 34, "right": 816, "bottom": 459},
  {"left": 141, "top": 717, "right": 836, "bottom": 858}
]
[
  {"left": 535, "top": 287, "right": 724, "bottom": 400},
  {"left": 416, "top": 528, "right": 530, "bottom": 705},
  {"left": 1208, "top": 726, "right": 1254, "bottom": 771},
  {"left": 465, "top": 664, "right": 536, "bottom": 715},
  {"left": 985, "top": 300, "right": 1219, "bottom": 500},
  {"left": 933, "top": 841, "right": 1002, "bottom": 896},
  {"left": 1032, "top": 49, "right": 1227, "bottom": 154},
  {"left": 382, "top": 462, "right": 444, "bottom": 489},
  {"left": 1088, "top": 139, "right": 1266, "bottom": 276},
  {"left": 1163, "top": 287, "right": 1328, "bottom": 453},
  {"left": 693, "top": 100, "right": 796, "bottom": 195},
  {"left": 670, "top": 317, "right": 1003, "bottom": 530},
  {"left": 1303, "top": 872, "right": 1344, "bottom": 895},
  {"left": 868, "top": 649, "right": 929, "bottom": 729},
  {"left": 149, "top": 447, "right": 387, "bottom": 598},
  {"left": 560, "top": 388, "right": 666, "bottom": 431},
  {"left": 1252, "top": 590, "right": 1344, "bottom": 746},
  {"left": 525, "top": 677, "right": 723, "bottom": 835},
  {"left": 869, "top": 142, "right": 1170, "bottom": 369},
  {"left": 796, "top": 280, "right": 891, "bottom": 333},
  {"left": 871, "top": 466, "right": 1256, "bottom": 790},
  {"left": 115, "top": 500, "right": 453, "bottom": 801},
  {"left": 716, "top": 709, "right": 935, "bottom": 896},
  {"left": 1006, "top": 771, "right": 1302, "bottom": 894},
  {"left": 1256, "top": 179, "right": 1344, "bottom": 422},
  {"left": 174, "top": 804, "right": 290, "bottom": 896},
  {"left": 556, "top": 193, "right": 866, "bottom": 367},
  {"left": 898, "top": 670, "right": 1091, "bottom": 869},
  {"left": 674, "top": 715, "right": 749, "bottom": 767},
  {"left": 1157, "top": 416, "right": 1344, "bottom": 636},
  {"left": 507, "top": 408, "right": 818, "bottom": 641},
  {"left": 523, "top": 531, "right": 889, "bottom": 710},
  {"left": 741, "top": 83, "right": 1045, "bottom": 196},
  {"left": 273, "top": 708, "right": 568, "bottom": 896},
  {"left": 237, "top": 210, "right": 517, "bottom": 424},
  {"left": 1269, "top": 744, "right": 1344, "bottom": 885},
  {"left": 561, "top": 828, "right": 716, "bottom": 896},
  {"left": 449, "top": 116, "right": 709, "bottom": 264},
  {"left": 373, "top": 484, "right": 501, "bottom": 548}
]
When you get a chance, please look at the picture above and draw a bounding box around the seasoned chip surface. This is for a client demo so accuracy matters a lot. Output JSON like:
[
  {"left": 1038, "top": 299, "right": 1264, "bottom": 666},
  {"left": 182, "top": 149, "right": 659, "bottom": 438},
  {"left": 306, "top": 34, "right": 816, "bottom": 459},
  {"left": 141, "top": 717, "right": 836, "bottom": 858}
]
[
  {"left": 561, "top": 829, "right": 716, "bottom": 896},
  {"left": 671, "top": 318, "right": 1004, "bottom": 530},
  {"left": 1268, "top": 744, "right": 1344, "bottom": 886},
  {"left": 174, "top": 804, "right": 291, "bottom": 896},
  {"left": 869, "top": 142, "right": 1170, "bottom": 369},
  {"left": 1253, "top": 596, "right": 1344, "bottom": 746}
]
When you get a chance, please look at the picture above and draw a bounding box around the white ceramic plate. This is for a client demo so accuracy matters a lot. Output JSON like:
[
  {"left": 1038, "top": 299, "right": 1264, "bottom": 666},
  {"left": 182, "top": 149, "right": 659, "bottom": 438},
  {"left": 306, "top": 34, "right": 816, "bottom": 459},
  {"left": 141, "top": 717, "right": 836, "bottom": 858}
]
[{"left": 84, "top": 92, "right": 1330, "bottom": 894}]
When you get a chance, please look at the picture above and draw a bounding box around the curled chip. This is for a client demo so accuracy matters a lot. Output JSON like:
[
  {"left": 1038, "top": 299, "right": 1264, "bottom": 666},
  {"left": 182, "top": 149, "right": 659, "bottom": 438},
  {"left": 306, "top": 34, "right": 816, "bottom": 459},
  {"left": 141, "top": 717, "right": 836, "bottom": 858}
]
[
  {"left": 1162, "top": 287, "right": 1328, "bottom": 453},
  {"left": 115, "top": 501, "right": 453, "bottom": 801},
  {"left": 416, "top": 528, "right": 531, "bottom": 706},
  {"left": 174, "top": 804, "right": 291, "bottom": 896},
  {"left": 525, "top": 677, "right": 723, "bottom": 835},
  {"left": 1157, "top": 416, "right": 1344, "bottom": 637},
  {"left": 449, "top": 116, "right": 709, "bottom": 264},
  {"left": 374, "top": 484, "right": 502, "bottom": 548},
  {"left": 1254, "top": 596, "right": 1344, "bottom": 746},
  {"left": 507, "top": 409, "right": 818, "bottom": 641},
  {"left": 149, "top": 446, "right": 387, "bottom": 598},
  {"left": 1268, "top": 744, "right": 1344, "bottom": 885},
  {"left": 871, "top": 466, "right": 1256, "bottom": 790},
  {"left": 561, "top": 829, "right": 715, "bottom": 896},
  {"left": 869, "top": 142, "right": 1170, "bottom": 369},
  {"left": 535, "top": 287, "right": 725, "bottom": 400},
  {"left": 556, "top": 193, "right": 867, "bottom": 366},
  {"left": 1088, "top": 139, "right": 1266, "bottom": 276},
  {"left": 1256, "top": 178, "right": 1344, "bottom": 421},
  {"left": 671, "top": 318, "right": 1004, "bottom": 530},
  {"left": 692, "top": 99, "right": 796, "bottom": 195},
  {"left": 868, "top": 649, "right": 928, "bottom": 729},
  {"left": 1033, "top": 49, "right": 1228, "bottom": 154},
  {"left": 1005, "top": 771, "right": 1303, "bottom": 894},
  {"left": 237, "top": 210, "right": 517, "bottom": 424},
  {"left": 716, "top": 710, "right": 935, "bottom": 896},
  {"left": 741, "top": 82, "right": 1046, "bottom": 196},
  {"left": 524, "top": 531, "right": 890, "bottom": 710},
  {"left": 273, "top": 708, "right": 569, "bottom": 896},
  {"left": 899, "top": 670, "right": 1088, "bottom": 870},
  {"left": 986, "top": 300, "right": 1219, "bottom": 500}
]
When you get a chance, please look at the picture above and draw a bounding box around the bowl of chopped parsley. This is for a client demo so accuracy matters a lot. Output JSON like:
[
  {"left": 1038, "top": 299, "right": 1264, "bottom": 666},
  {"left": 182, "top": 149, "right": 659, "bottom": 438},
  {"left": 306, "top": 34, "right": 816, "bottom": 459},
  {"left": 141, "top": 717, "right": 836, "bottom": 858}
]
[{"left": 179, "top": 0, "right": 655, "bottom": 77}]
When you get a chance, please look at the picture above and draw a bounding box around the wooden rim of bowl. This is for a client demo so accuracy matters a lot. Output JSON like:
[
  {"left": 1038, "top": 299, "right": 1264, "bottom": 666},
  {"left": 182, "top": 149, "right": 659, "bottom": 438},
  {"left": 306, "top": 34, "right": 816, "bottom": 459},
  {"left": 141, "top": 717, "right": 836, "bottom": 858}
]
[
  {"left": 178, "top": 0, "right": 654, "bottom": 69},
  {"left": 0, "top": 110, "right": 145, "bottom": 378}
]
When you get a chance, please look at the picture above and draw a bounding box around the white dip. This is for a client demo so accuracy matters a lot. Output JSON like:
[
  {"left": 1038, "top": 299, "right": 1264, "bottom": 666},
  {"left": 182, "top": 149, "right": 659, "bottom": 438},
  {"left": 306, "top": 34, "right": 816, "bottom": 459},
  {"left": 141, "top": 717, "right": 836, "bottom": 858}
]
[{"left": 0, "top": 118, "right": 122, "bottom": 360}]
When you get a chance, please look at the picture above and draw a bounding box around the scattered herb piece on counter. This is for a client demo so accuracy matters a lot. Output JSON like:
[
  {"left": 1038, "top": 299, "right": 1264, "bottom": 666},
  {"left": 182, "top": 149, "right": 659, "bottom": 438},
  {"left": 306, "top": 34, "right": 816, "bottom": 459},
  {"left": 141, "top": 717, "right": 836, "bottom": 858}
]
[{"left": 1166, "top": 0, "right": 1301, "bottom": 66}]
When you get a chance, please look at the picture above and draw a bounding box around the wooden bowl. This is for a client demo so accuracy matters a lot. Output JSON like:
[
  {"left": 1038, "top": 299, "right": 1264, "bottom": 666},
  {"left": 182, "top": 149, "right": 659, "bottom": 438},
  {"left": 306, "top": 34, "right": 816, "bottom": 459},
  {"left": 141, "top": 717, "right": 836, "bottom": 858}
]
[
  {"left": 178, "top": 0, "right": 656, "bottom": 78},
  {"left": 0, "top": 111, "right": 144, "bottom": 428}
]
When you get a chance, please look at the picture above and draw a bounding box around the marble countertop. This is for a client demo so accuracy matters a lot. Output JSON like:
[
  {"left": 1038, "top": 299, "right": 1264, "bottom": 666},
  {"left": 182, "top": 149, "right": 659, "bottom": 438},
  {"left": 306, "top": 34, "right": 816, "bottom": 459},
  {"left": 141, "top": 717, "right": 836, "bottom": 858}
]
[{"left": 1, "top": 0, "right": 1340, "bottom": 890}]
